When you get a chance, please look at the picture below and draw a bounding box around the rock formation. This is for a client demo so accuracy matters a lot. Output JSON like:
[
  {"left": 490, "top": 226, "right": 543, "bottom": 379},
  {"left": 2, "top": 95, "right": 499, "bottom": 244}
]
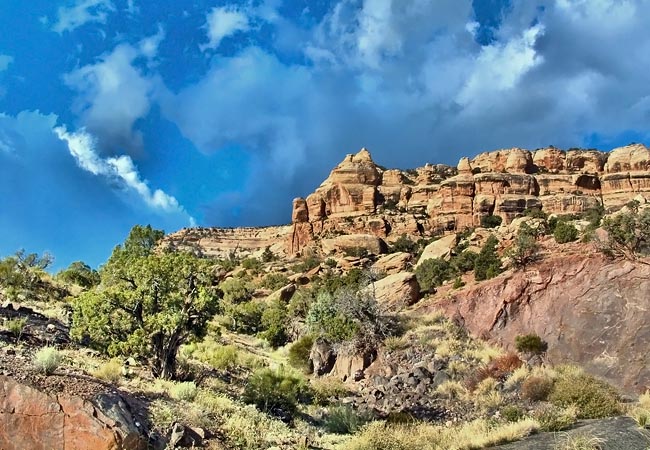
[
  {"left": 431, "top": 254, "right": 650, "bottom": 393},
  {"left": 0, "top": 376, "right": 147, "bottom": 450},
  {"left": 162, "top": 144, "right": 650, "bottom": 258}
]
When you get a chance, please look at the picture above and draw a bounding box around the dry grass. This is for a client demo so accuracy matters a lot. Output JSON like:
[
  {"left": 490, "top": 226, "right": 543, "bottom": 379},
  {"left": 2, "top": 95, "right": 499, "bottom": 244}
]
[
  {"left": 554, "top": 433, "right": 604, "bottom": 450},
  {"left": 343, "top": 418, "right": 539, "bottom": 450},
  {"left": 91, "top": 359, "right": 122, "bottom": 383}
]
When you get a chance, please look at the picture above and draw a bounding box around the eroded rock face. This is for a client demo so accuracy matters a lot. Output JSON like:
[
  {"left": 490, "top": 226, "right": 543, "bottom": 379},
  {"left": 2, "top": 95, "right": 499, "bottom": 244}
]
[
  {"left": 370, "top": 272, "right": 420, "bottom": 310},
  {"left": 0, "top": 376, "right": 147, "bottom": 450},
  {"left": 432, "top": 255, "right": 650, "bottom": 393}
]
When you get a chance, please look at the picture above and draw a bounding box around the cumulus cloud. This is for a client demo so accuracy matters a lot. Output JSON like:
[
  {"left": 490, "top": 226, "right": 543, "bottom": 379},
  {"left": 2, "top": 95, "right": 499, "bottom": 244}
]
[
  {"left": 63, "top": 43, "right": 155, "bottom": 154},
  {"left": 54, "top": 125, "right": 190, "bottom": 217},
  {"left": 53, "top": 0, "right": 115, "bottom": 33},
  {"left": 155, "top": 0, "right": 650, "bottom": 227},
  {"left": 201, "top": 5, "right": 250, "bottom": 51}
]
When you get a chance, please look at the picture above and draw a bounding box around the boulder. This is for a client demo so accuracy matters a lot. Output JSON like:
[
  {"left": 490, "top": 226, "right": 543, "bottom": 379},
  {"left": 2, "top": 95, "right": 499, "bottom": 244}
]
[
  {"left": 370, "top": 272, "right": 420, "bottom": 309},
  {"left": 372, "top": 252, "right": 412, "bottom": 275},
  {"left": 416, "top": 234, "right": 458, "bottom": 267},
  {"left": 310, "top": 338, "right": 335, "bottom": 376},
  {"left": 0, "top": 376, "right": 147, "bottom": 450},
  {"left": 265, "top": 283, "right": 296, "bottom": 303},
  {"left": 291, "top": 197, "right": 309, "bottom": 223},
  {"left": 321, "top": 234, "right": 387, "bottom": 255}
]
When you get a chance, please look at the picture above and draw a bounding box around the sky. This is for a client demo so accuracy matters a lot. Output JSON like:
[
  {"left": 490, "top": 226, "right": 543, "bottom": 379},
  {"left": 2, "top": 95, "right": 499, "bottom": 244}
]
[{"left": 1, "top": 0, "right": 650, "bottom": 270}]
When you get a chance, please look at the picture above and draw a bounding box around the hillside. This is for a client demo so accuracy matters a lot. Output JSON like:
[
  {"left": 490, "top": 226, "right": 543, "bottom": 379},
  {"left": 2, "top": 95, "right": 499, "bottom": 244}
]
[{"left": 2, "top": 146, "right": 650, "bottom": 449}]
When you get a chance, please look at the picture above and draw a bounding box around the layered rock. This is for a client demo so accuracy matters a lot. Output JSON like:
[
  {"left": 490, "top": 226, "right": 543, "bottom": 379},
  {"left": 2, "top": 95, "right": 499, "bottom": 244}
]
[
  {"left": 0, "top": 376, "right": 146, "bottom": 450},
  {"left": 432, "top": 255, "right": 650, "bottom": 393}
]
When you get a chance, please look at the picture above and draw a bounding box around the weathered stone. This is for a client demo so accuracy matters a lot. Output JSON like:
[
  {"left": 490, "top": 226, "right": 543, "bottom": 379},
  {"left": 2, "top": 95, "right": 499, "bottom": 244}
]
[
  {"left": 416, "top": 234, "right": 457, "bottom": 267},
  {"left": 321, "top": 234, "right": 387, "bottom": 255},
  {"left": 370, "top": 272, "right": 420, "bottom": 309},
  {"left": 372, "top": 252, "right": 412, "bottom": 275}
]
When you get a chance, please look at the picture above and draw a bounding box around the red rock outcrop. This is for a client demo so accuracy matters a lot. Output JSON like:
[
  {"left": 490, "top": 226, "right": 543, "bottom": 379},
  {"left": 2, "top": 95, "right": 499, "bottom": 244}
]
[
  {"left": 0, "top": 376, "right": 146, "bottom": 450},
  {"left": 431, "top": 255, "right": 650, "bottom": 393}
]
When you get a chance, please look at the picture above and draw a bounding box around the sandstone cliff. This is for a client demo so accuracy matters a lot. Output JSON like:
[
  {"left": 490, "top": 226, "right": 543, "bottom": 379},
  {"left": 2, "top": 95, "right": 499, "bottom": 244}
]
[
  {"left": 429, "top": 254, "right": 650, "bottom": 393},
  {"left": 161, "top": 144, "right": 650, "bottom": 258}
]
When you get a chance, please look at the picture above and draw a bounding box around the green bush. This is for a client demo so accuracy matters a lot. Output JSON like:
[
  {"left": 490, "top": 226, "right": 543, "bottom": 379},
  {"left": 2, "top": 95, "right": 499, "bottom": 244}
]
[
  {"left": 554, "top": 222, "right": 579, "bottom": 243},
  {"left": 415, "top": 258, "right": 455, "bottom": 292},
  {"left": 261, "top": 246, "right": 276, "bottom": 262},
  {"left": 508, "top": 225, "right": 541, "bottom": 269},
  {"left": 474, "top": 235, "right": 502, "bottom": 281},
  {"left": 451, "top": 250, "right": 478, "bottom": 273},
  {"left": 534, "top": 404, "right": 577, "bottom": 431},
  {"left": 241, "top": 257, "right": 263, "bottom": 272},
  {"left": 312, "top": 378, "right": 349, "bottom": 406},
  {"left": 243, "top": 367, "right": 311, "bottom": 417},
  {"left": 481, "top": 215, "right": 503, "bottom": 229},
  {"left": 549, "top": 373, "right": 621, "bottom": 419},
  {"left": 500, "top": 405, "right": 525, "bottom": 422},
  {"left": 33, "top": 346, "right": 61, "bottom": 375},
  {"left": 600, "top": 208, "right": 650, "bottom": 259},
  {"left": 260, "top": 273, "right": 290, "bottom": 291},
  {"left": 515, "top": 334, "right": 548, "bottom": 355},
  {"left": 324, "top": 405, "right": 371, "bottom": 434},
  {"left": 220, "top": 277, "right": 254, "bottom": 304},
  {"left": 390, "top": 234, "right": 418, "bottom": 254},
  {"left": 5, "top": 317, "right": 27, "bottom": 337},
  {"left": 226, "top": 301, "right": 266, "bottom": 334},
  {"left": 288, "top": 335, "right": 314, "bottom": 372},
  {"left": 92, "top": 359, "right": 122, "bottom": 383},
  {"left": 169, "top": 381, "right": 198, "bottom": 401},
  {"left": 259, "top": 298, "right": 289, "bottom": 348},
  {"left": 524, "top": 208, "right": 547, "bottom": 219}
]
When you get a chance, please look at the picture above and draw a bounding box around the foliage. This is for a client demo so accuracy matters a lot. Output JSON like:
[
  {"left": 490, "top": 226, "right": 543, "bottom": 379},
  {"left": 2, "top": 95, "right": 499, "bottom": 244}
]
[
  {"left": 220, "top": 277, "right": 254, "bottom": 304},
  {"left": 241, "top": 257, "right": 263, "bottom": 272},
  {"left": 181, "top": 339, "right": 264, "bottom": 371},
  {"left": 287, "top": 335, "right": 314, "bottom": 372},
  {"left": 507, "top": 224, "right": 541, "bottom": 269},
  {"left": 287, "top": 289, "right": 314, "bottom": 319},
  {"left": 33, "top": 346, "right": 61, "bottom": 375},
  {"left": 243, "top": 367, "right": 311, "bottom": 418},
  {"left": 92, "top": 359, "right": 122, "bottom": 383},
  {"left": 500, "top": 405, "right": 525, "bottom": 422},
  {"left": 306, "top": 288, "right": 394, "bottom": 354},
  {"left": 549, "top": 373, "right": 621, "bottom": 419},
  {"left": 452, "top": 277, "right": 465, "bottom": 289},
  {"left": 169, "top": 381, "right": 198, "bottom": 401},
  {"left": 415, "top": 258, "right": 455, "bottom": 292},
  {"left": 600, "top": 207, "right": 650, "bottom": 260},
  {"left": 534, "top": 405, "right": 578, "bottom": 432},
  {"left": 5, "top": 317, "right": 27, "bottom": 338},
  {"left": 259, "top": 297, "right": 289, "bottom": 348},
  {"left": 344, "top": 246, "right": 369, "bottom": 258},
  {"left": 554, "top": 222, "right": 579, "bottom": 244},
  {"left": 71, "top": 225, "right": 219, "bottom": 379},
  {"left": 311, "top": 378, "right": 349, "bottom": 405},
  {"left": 324, "top": 405, "right": 371, "bottom": 434},
  {"left": 481, "top": 215, "right": 503, "bottom": 229},
  {"left": 515, "top": 334, "right": 548, "bottom": 355},
  {"left": 523, "top": 208, "right": 548, "bottom": 219},
  {"left": 555, "top": 434, "right": 604, "bottom": 450},
  {"left": 295, "top": 253, "right": 321, "bottom": 272},
  {"left": 261, "top": 246, "right": 276, "bottom": 262},
  {"left": 0, "top": 250, "right": 55, "bottom": 301},
  {"left": 315, "top": 268, "right": 367, "bottom": 295},
  {"left": 521, "top": 376, "right": 554, "bottom": 401},
  {"left": 474, "top": 235, "right": 502, "bottom": 281},
  {"left": 451, "top": 250, "right": 478, "bottom": 273},
  {"left": 390, "top": 234, "right": 418, "bottom": 254},
  {"left": 260, "top": 273, "right": 290, "bottom": 291},
  {"left": 224, "top": 300, "right": 266, "bottom": 334},
  {"left": 56, "top": 261, "right": 100, "bottom": 289}
]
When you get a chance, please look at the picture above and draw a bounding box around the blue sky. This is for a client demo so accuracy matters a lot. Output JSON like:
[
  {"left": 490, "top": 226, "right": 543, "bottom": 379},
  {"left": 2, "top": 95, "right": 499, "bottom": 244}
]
[{"left": 1, "top": 0, "right": 650, "bottom": 270}]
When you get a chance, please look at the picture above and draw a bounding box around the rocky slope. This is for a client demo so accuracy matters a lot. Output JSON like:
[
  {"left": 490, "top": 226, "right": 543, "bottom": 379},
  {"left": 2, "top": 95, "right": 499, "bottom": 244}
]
[
  {"left": 161, "top": 144, "right": 650, "bottom": 258},
  {"left": 428, "top": 254, "right": 650, "bottom": 393}
]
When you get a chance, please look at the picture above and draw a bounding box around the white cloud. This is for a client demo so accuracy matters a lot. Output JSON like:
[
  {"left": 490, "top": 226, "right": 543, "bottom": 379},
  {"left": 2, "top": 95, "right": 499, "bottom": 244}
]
[
  {"left": 53, "top": 0, "right": 115, "bottom": 33},
  {"left": 54, "top": 126, "right": 190, "bottom": 217},
  {"left": 201, "top": 5, "right": 250, "bottom": 51},
  {"left": 139, "top": 24, "right": 165, "bottom": 59},
  {"left": 64, "top": 43, "right": 154, "bottom": 153},
  {"left": 0, "top": 55, "right": 13, "bottom": 72}
]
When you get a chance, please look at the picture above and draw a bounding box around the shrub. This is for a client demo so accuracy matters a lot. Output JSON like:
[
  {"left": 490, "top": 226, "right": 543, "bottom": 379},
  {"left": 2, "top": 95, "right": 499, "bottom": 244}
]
[
  {"left": 260, "top": 273, "right": 290, "bottom": 291},
  {"left": 243, "top": 367, "right": 311, "bottom": 418},
  {"left": 452, "top": 277, "right": 465, "bottom": 289},
  {"left": 508, "top": 225, "right": 541, "bottom": 269},
  {"left": 415, "top": 258, "right": 455, "bottom": 292},
  {"left": 312, "top": 378, "right": 348, "bottom": 406},
  {"left": 169, "top": 381, "right": 198, "bottom": 401},
  {"left": 600, "top": 208, "right": 650, "bottom": 260},
  {"left": 488, "top": 353, "right": 523, "bottom": 379},
  {"left": 33, "top": 346, "right": 61, "bottom": 375},
  {"left": 474, "top": 235, "right": 502, "bottom": 281},
  {"left": 344, "top": 247, "right": 369, "bottom": 258},
  {"left": 524, "top": 208, "right": 547, "bottom": 219},
  {"left": 5, "top": 317, "right": 27, "bottom": 337},
  {"left": 521, "top": 376, "right": 554, "bottom": 401},
  {"left": 555, "top": 434, "right": 604, "bottom": 450},
  {"left": 225, "top": 301, "right": 266, "bottom": 334},
  {"left": 549, "top": 373, "right": 621, "bottom": 419},
  {"left": 261, "top": 246, "right": 276, "bottom": 262},
  {"left": 501, "top": 405, "right": 525, "bottom": 422},
  {"left": 481, "top": 215, "right": 503, "bottom": 229},
  {"left": 220, "top": 278, "right": 254, "bottom": 304},
  {"left": 92, "top": 359, "right": 122, "bottom": 383},
  {"left": 260, "top": 298, "right": 289, "bottom": 348},
  {"left": 554, "top": 221, "right": 579, "bottom": 243},
  {"left": 451, "top": 250, "right": 478, "bottom": 273},
  {"left": 515, "top": 334, "right": 548, "bottom": 355},
  {"left": 390, "top": 234, "right": 418, "bottom": 254},
  {"left": 241, "top": 257, "right": 263, "bottom": 272},
  {"left": 295, "top": 254, "right": 321, "bottom": 272},
  {"left": 324, "top": 405, "right": 371, "bottom": 434},
  {"left": 534, "top": 404, "right": 578, "bottom": 431},
  {"left": 288, "top": 335, "right": 314, "bottom": 372}
]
